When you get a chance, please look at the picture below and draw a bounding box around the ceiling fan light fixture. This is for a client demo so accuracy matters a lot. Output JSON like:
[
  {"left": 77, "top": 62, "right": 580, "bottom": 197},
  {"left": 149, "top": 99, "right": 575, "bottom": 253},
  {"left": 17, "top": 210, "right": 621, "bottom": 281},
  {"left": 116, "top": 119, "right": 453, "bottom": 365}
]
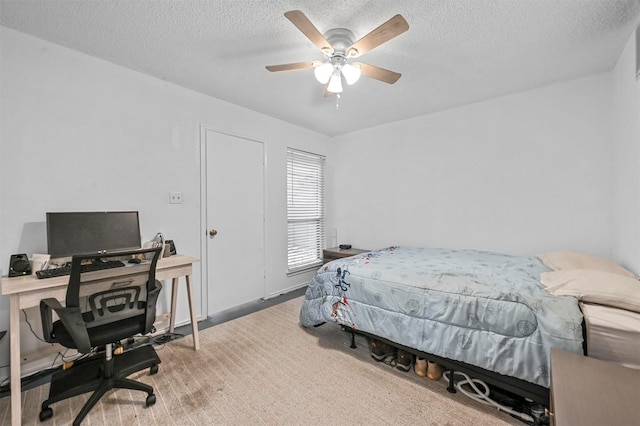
[
  {"left": 314, "top": 62, "right": 334, "bottom": 84},
  {"left": 327, "top": 71, "right": 343, "bottom": 93},
  {"left": 341, "top": 63, "right": 361, "bottom": 85}
]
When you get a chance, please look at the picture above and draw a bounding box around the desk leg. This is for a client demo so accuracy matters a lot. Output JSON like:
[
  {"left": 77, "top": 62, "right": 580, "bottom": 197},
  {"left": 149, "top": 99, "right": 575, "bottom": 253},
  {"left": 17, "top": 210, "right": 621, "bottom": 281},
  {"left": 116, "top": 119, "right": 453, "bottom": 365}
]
[
  {"left": 167, "top": 275, "right": 199, "bottom": 351},
  {"left": 185, "top": 274, "right": 200, "bottom": 351},
  {"left": 9, "top": 294, "right": 21, "bottom": 426},
  {"left": 169, "top": 278, "right": 178, "bottom": 334}
]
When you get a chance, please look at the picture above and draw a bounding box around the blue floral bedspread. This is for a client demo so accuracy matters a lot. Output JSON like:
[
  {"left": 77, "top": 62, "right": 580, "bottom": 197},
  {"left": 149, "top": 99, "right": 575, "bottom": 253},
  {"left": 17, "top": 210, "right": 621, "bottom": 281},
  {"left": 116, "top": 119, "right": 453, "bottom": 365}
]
[{"left": 299, "top": 246, "right": 584, "bottom": 387}]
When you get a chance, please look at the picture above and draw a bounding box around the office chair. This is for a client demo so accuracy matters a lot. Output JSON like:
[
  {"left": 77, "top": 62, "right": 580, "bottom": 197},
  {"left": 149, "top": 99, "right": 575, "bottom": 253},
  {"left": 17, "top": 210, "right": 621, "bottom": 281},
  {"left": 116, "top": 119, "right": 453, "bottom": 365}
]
[{"left": 39, "top": 247, "right": 163, "bottom": 425}]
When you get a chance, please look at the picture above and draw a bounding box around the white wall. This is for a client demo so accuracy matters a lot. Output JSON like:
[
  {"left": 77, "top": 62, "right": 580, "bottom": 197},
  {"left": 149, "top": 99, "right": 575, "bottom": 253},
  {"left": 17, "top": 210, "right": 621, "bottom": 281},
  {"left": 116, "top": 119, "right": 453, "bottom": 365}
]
[
  {"left": 611, "top": 30, "right": 640, "bottom": 273},
  {"left": 0, "top": 28, "right": 328, "bottom": 373},
  {"left": 328, "top": 74, "right": 614, "bottom": 258}
]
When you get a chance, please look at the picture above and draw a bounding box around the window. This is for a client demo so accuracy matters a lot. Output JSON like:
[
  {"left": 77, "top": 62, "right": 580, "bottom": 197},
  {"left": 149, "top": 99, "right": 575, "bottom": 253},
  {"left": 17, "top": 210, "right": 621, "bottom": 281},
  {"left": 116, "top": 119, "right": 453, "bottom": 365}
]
[{"left": 287, "top": 148, "right": 326, "bottom": 273}]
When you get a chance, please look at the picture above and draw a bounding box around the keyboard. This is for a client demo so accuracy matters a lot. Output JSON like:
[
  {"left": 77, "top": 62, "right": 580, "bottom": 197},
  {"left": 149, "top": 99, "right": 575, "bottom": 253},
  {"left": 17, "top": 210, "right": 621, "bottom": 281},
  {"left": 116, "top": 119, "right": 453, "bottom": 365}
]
[{"left": 36, "top": 260, "right": 126, "bottom": 279}]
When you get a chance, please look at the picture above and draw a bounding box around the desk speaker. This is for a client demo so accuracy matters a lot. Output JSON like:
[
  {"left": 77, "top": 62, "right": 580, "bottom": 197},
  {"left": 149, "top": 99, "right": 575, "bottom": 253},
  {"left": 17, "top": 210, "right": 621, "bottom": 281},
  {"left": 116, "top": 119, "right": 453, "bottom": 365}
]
[{"left": 9, "top": 253, "right": 31, "bottom": 277}]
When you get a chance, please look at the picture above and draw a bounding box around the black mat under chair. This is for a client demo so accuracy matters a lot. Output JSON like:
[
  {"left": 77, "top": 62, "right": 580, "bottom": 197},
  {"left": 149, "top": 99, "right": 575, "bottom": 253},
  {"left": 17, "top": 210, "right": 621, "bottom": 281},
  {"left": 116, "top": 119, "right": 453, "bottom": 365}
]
[{"left": 38, "top": 247, "right": 163, "bottom": 425}]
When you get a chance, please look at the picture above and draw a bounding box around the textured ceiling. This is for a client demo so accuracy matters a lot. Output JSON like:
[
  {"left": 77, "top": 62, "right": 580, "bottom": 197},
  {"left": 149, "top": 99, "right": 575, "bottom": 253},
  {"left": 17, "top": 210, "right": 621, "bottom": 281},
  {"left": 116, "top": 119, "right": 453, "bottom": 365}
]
[{"left": 1, "top": 0, "right": 639, "bottom": 136}]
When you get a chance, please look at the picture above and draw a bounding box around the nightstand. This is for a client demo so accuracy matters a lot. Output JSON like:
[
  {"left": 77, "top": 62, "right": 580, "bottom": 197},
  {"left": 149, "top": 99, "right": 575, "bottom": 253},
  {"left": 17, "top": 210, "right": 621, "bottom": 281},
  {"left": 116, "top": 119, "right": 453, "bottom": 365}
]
[
  {"left": 550, "top": 348, "right": 640, "bottom": 426},
  {"left": 322, "top": 247, "right": 369, "bottom": 264}
]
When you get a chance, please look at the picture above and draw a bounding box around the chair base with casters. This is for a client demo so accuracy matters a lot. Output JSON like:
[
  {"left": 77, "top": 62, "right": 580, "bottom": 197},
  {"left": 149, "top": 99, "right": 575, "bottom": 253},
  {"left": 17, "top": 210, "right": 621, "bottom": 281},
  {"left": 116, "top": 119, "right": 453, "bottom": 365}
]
[{"left": 39, "top": 343, "right": 160, "bottom": 425}]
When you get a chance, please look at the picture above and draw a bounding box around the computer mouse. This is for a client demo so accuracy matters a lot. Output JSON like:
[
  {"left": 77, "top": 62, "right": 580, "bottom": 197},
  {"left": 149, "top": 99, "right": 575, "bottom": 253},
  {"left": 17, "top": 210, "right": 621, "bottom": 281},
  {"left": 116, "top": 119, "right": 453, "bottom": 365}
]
[{"left": 128, "top": 258, "right": 142, "bottom": 264}]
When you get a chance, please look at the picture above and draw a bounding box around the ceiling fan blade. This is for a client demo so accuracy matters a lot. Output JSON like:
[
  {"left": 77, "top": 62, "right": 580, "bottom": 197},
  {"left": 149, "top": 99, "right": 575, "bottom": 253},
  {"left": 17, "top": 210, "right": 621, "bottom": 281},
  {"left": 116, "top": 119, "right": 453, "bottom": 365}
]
[
  {"left": 284, "top": 10, "right": 333, "bottom": 54},
  {"left": 347, "top": 15, "right": 409, "bottom": 58},
  {"left": 265, "top": 61, "right": 317, "bottom": 72},
  {"left": 355, "top": 62, "right": 402, "bottom": 84}
]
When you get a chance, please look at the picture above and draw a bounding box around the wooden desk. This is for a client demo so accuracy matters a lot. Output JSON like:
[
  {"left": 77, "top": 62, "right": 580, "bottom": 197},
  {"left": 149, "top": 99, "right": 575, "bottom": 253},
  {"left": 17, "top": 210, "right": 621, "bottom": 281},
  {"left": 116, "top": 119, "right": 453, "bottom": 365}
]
[
  {"left": 1, "top": 254, "right": 200, "bottom": 426},
  {"left": 550, "top": 348, "right": 640, "bottom": 426}
]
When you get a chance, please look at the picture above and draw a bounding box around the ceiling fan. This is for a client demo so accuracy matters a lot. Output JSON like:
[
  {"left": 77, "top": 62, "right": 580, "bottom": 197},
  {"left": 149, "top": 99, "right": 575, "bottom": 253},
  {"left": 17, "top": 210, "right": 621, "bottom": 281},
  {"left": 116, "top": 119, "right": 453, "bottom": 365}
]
[{"left": 266, "top": 10, "right": 409, "bottom": 96}]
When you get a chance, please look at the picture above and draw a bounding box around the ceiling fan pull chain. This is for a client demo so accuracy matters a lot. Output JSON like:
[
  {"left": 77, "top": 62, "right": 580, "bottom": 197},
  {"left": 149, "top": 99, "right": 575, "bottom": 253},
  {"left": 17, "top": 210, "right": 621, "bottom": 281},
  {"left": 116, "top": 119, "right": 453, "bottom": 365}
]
[{"left": 335, "top": 94, "right": 341, "bottom": 109}]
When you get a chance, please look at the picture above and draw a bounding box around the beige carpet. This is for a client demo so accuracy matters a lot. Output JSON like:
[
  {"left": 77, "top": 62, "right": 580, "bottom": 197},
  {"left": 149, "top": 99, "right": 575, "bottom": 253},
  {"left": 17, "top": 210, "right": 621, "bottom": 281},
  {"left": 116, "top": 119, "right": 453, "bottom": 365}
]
[{"left": 1, "top": 297, "right": 522, "bottom": 425}]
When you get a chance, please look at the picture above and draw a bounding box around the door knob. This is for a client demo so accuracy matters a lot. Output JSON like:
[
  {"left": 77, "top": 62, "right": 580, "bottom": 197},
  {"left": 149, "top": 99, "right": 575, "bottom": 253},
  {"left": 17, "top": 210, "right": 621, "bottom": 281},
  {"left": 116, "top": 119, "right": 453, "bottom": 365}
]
[{"left": 209, "top": 229, "right": 218, "bottom": 236}]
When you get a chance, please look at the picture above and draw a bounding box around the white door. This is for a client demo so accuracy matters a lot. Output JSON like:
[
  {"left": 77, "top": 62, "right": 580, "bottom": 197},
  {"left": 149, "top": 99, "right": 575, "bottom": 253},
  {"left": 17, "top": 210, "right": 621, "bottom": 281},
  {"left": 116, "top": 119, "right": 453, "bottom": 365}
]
[{"left": 204, "top": 128, "right": 265, "bottom": 313}]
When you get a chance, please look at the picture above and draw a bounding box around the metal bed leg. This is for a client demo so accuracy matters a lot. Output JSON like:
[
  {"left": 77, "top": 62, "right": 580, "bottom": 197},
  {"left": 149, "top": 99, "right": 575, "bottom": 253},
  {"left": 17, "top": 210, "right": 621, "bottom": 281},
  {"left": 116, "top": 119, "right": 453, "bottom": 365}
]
[
  {"left": 446, "top": 369, "right": 457, "bottom": 394},
  {"left": 339, "top": 326, "right": 358, "bottom": 349}
]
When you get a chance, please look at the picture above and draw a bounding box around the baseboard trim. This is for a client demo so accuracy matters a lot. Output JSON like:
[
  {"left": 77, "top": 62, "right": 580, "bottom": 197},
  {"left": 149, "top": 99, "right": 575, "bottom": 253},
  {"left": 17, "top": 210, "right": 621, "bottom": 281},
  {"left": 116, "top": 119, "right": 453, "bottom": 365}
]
[
  {"left": 263, "top": 282, "right": 308, "bottom": 300},
  {"left": 196, "top": 286, "right": 307, "bottom": 331}
]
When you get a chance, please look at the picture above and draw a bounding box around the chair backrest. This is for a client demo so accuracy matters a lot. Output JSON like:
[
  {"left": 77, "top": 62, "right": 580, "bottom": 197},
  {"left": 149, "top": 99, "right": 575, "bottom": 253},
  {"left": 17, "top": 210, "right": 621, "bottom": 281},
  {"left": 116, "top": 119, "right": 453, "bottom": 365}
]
[
  {"left": 86, "top": 281, "right": 143, "bottom": 327},
  {"left": 65, "top": 247, "right": 160, "bottom": 306},
  {"left": 40, "top": 247, "right": 163, "bottom": 352},
  {"left": 68, "top": 247, "right": 163, "bottom": 336}
]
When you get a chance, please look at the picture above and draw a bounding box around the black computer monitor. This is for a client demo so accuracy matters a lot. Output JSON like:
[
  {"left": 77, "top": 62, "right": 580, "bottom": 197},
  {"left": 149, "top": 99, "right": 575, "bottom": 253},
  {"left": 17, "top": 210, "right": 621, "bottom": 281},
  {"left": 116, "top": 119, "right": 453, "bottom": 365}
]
[{"left": 46, "top": 211, "right": 142, "bottom": 258}]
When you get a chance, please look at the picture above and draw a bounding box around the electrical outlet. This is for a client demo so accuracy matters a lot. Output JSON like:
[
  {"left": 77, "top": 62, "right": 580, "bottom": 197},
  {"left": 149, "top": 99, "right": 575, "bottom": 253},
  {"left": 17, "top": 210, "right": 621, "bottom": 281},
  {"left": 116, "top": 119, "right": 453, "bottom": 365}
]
[{"left": 169, "top": 192, "right": 183, "bottom": 204}]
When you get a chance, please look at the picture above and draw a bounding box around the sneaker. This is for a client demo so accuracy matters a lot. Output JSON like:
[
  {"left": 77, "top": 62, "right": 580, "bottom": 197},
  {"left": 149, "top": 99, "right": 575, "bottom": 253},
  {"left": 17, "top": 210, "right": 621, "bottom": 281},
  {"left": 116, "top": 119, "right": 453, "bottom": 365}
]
[
  {"left": 396, "top": 350, "right": 413, "bottom": 371},
  {"left": 414, "top": 357, "right": 427, "bottom": 376},
  {"left": 370, "top": 339, "right": 395, "bottom": 362}
]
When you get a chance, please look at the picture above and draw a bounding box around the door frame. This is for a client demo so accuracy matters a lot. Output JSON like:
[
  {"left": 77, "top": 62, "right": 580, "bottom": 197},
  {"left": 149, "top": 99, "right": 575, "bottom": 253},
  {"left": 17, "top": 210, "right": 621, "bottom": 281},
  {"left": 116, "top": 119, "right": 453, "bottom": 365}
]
[{"left": 199, "top": 123, "right": 267, "bottom": 318}]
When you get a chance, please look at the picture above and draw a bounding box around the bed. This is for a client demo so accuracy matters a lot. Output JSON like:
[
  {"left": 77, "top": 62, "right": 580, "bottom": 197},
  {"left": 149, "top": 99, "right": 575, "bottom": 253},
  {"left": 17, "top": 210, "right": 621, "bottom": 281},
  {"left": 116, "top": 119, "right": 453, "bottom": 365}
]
[{"left": 300, "top": 246, "right": 640, "bottom": 405}]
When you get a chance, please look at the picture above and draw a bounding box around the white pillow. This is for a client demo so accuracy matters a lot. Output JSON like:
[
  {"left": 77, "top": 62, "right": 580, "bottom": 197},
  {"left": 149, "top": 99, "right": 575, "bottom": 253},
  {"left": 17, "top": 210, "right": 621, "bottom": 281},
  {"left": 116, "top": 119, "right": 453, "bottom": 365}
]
[
  {"left": 538, "top": 251, "right": 638, "bottom": 279},
  {"left": 540, "top": 269, "right": 640, "bottom": 313}
]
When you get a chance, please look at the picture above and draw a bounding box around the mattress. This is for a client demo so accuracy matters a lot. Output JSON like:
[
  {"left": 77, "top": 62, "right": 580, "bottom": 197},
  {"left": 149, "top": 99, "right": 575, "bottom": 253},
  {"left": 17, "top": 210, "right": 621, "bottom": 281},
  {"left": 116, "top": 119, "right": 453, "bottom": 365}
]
[
  {"left": 581, "top": 302, "right": 640, "bottom": 370},
  {"left": 300, "top": 246, "right": 584, "bottom": 388}
]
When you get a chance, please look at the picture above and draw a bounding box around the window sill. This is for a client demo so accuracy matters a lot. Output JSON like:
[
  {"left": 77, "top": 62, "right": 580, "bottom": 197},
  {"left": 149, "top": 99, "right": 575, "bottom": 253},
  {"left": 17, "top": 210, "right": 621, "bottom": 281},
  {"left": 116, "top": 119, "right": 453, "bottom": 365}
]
[{"left": 287, "top": 262, "right": 322, "bottom": 277}]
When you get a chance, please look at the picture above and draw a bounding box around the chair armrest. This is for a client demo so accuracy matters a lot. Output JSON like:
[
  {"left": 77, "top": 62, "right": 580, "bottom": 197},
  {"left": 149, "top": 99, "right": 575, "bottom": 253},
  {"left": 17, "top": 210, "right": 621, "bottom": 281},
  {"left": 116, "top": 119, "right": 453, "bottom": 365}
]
[
  {"left": 40, "top": 298, "right": 63, "bottom": 344},
  {"left": 39, "top": 298, "right": 92, "bottom": 353},
  {"left": 144, "top": 280, "right": 163, "bottom": 333}
]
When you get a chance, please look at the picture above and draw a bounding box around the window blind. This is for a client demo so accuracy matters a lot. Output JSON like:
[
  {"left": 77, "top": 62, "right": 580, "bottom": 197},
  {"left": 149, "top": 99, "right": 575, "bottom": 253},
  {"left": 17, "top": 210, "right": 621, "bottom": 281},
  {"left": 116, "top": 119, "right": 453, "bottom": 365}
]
[{"left": 287, "top": 148, "right": 326, "bottom": 272}]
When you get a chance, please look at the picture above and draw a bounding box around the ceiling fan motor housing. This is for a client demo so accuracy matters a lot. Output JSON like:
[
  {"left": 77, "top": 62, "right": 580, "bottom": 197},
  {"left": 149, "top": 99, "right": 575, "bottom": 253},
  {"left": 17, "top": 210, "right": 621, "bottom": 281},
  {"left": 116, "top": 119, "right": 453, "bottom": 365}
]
[{"left": 324, "top": 28, "right": 357, "bottom": 60}]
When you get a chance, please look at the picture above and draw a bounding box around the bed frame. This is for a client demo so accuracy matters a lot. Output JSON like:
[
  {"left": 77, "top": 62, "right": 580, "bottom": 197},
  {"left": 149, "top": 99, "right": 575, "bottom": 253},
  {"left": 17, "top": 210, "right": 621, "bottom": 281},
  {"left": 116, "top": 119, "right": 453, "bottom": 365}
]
[
  {"left": 338, "top": 325, "right": 551, "bottom": 407},
  {"left": 320, "top": 301, "right": 590, "bottom": 409},
  {"left": 339, "top": 318, "right": 588, "bottom": 408}
]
